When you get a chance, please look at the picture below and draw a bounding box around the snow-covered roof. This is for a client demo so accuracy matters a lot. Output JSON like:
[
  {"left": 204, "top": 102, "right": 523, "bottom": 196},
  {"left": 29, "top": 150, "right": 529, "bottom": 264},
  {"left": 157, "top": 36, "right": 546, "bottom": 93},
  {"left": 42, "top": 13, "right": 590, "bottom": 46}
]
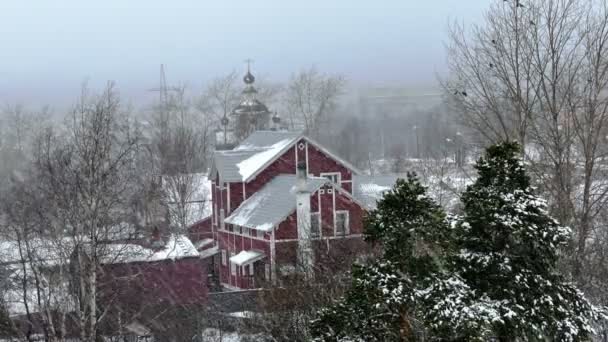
[
  {"left": 194, "top": 238, "right": 214, "bottom": 250},
  {"left": 164, "top": 173, "right": 212, "bottom": 226},
  {"left": 211, "top": 130, "right": 361, "bottom": 182},
  {"left": 225, "top": 175, "right": 330, "bottom": 231},
  {"left": 212, "top": 149, "right": 261, "bottom": 181},
  {"left": 212, "top": 132, "right": 301, "bottom": 182},
  {"left": 103, "top": 234, "right": 199, "bottom": 264},
  {"left": 0, "top": 237, "right": 76, "bottom": 266},
  {"left": 352, "top": 175, "right": 399, "bottom": 209},
  {"left": 234, "top": 131, "right": 302, "bottom": 151},
  {"left": 229, "top": 250, "right": 265, "bottom": 266},
  {"left": 199, "top": 245, "right": 219, "bottom": 259}
]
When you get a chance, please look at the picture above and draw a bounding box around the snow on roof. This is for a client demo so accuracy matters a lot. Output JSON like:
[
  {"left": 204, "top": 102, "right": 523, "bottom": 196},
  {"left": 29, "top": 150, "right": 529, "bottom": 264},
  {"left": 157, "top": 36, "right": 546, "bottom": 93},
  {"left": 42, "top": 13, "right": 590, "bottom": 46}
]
[
  {"left": 212, "top": 131, "right": 362, "bottom": 183},
  {"left": 212, "top": 131, "right": 302, "bottom": 182},
  {"left": 194, "top": 238, "right": 214, "bottom": 250},
  {"left": 229, "top": 250, "right": 265, "bottom": 266},
  {"left": 103, "top": 234, "right": 199, "bottom": 264},
  {"left": 199, "top": 245, "right": 219, "bottom": 259},
  {"left": 0, "top": 237, "right": 76, "bottom": 266},
  {"left": 234, "top": 131, "right": 302, "bottom": 151},
  {"left": 225, "top": 175, "right": 329, "bottom": 231},
  {"left": 213, "top": 150, "right": 260, "bottom": 181},
  {"left": 164, "top": 173, "right": 212, "bottom": 226},
  {"left": 236, "top": 138, "right": 294, "bottom": 180},
  {"left": 353, "top": 175, "right": 399, "bottom": 209}
]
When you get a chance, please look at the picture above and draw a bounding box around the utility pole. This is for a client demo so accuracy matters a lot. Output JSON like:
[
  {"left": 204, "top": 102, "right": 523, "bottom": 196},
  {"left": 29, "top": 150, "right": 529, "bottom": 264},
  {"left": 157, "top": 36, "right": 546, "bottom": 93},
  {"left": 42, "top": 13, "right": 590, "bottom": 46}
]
[
  {"left": 148, "top": 64, "right": 181, "bottom": 115},
  {"left": 147, "top": 64, "right": 181, "bottom": 173}
]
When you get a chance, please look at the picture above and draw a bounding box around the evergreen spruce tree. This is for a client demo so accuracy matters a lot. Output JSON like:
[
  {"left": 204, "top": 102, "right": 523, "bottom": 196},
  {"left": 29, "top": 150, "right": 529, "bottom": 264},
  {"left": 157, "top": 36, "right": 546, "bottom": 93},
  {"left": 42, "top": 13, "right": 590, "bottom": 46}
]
[
  {"left": 311, "top": 142, "right": 605, "bottom": 341},
  {"left": 445, "top": 141, "right": 602, "bottom": 341},
  {"left": 311, "top": 173, "right": 452, "bottom": 341}
]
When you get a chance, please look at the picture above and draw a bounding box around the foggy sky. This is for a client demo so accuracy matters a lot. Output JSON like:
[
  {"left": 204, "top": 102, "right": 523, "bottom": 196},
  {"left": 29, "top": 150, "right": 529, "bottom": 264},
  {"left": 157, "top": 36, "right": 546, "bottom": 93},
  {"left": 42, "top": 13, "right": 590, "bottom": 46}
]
[{"left": 0, "top": 1, "right": 488, "bottom": 107}]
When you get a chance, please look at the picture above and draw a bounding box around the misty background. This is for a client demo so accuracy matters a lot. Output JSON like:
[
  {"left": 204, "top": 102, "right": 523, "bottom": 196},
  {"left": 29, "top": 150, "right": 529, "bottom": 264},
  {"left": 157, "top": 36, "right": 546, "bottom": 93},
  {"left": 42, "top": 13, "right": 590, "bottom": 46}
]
[{"left": 1, "top": 0, "right": 486, "bottom": 108}]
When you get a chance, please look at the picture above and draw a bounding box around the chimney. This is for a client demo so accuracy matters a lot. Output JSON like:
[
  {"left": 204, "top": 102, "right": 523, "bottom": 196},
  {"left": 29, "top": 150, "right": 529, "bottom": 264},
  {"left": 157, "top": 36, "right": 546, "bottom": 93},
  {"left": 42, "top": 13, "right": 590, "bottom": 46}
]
[{"left": 296, "top": 161, "right": 313, "bottom": 277}]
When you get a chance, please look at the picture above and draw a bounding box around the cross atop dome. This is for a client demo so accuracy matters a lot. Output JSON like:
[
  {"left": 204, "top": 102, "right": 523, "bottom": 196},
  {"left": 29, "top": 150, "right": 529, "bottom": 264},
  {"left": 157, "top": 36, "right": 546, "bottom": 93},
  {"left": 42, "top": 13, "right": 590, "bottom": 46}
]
[{"left": 243, "top": 58, "right": 255, "bottom": 85}]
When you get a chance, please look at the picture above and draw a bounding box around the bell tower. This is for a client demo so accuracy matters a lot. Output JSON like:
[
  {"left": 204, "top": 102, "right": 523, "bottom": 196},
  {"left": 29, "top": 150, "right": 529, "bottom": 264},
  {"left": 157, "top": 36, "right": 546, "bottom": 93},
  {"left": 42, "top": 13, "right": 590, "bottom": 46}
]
[{"left": 215, "top": 60, "right": 273, "bottom": 150}]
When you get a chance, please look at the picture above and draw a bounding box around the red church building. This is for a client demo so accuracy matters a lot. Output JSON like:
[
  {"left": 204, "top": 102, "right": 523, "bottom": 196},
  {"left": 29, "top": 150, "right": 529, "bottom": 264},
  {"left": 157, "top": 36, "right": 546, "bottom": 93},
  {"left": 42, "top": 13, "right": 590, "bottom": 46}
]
[{"left": 203, "top": 68, "right": 396, "bottom": 291}]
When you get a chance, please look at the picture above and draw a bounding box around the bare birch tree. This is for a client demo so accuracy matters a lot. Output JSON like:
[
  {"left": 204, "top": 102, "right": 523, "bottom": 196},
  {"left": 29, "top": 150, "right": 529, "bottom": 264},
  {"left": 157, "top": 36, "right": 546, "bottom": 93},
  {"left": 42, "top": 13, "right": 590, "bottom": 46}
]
[{"left": 28, "top": 83, "right": 143, "bottom": 342}]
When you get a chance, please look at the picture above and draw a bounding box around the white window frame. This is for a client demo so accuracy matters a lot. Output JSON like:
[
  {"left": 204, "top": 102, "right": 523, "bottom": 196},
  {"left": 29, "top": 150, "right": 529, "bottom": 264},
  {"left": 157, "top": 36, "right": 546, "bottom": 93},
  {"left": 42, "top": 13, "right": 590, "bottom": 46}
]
[
  {"left": 256, "top": 229, "right": 265, "bottom": 239},
  {"left": 221, "top": 250, "right": 227, "bottom": 266},
  {"left": 335, "top": 210, "right": 350, "bottom": 236},
  {"left": 320, "top": 172, "right": 341, "bottom": 185},
  {"left": 249, "top": 263, "right": 255, "bottom": 276},
  {"left": 310, "top": 212, "right": 321, "bottom": 238},
  {"left": 213, "top": 204, "right": 218, "bottom": 225}
]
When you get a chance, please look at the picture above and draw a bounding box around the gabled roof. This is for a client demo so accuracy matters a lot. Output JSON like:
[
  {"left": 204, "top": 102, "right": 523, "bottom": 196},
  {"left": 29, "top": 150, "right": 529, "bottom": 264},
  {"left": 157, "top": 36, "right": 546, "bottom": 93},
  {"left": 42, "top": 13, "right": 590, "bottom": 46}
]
[
  {"left": 352, "top": 175, "right": 399, "bottom": 209},
  {"left": 210, "top": 130, "right": 362, "bottom": 183},
  {"left": 234, "top": 131, "right": 302, "bottom": 151},
  {"left": 211, "top": 131, "right": 301, "bottom": 182},
  {"left": 224, "top": 175, "right": 330, "bottom": 231}
]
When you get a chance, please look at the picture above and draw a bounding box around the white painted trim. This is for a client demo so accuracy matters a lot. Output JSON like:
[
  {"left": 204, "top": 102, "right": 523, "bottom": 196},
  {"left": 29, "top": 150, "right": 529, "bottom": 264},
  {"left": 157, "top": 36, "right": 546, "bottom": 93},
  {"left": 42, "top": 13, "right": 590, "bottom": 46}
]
[
  {"left": 227, "top": 182, "right": 231, "bottom": 213},
  {"left": 333, "top": 185, "right": 337, "bottom": 236},
  {"left": 321, "top": 172, "right": 341, "bottom": 185},
  {"left": 275, "top": 234, "right": 363, "bottom": 243},
  {"left": 334, "top": 183, "right": 369, "bottom": 210},
  {"left": 336, "top": 210, "right": 350, "bottom": 236},
  {"left": 243, "top": 182, "right": 246, "bottom": 201},
  {"left": 240, "top": 133, "right": 361, "bottom": 183},
  {"left": 294, "top": 141, "right": 298, "bottom": 172},
  {"left": 271, "top": 228, "right": 277, "bottom": 285},
  {"left": 305, "top": 141, "right": 309, "bottom": 175},
  {"left": 303, "top": 136, "right": 362, "bottom": 175},
  {"left": 220, "top": 209, "right": 225, "bottom": 231},
  {"left": 318, "top": 190, "right": 322, "bottom": 237},
  {"left": 243, "top": 134, "right": 304, "bottom": 182}
]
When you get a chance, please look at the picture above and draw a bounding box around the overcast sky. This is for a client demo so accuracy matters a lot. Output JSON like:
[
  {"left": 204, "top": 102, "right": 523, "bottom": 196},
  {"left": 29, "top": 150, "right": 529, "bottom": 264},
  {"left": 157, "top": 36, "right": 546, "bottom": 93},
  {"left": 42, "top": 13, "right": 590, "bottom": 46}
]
[{"left": 0, "top": 1, "right": 488, "bottom": 107}]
